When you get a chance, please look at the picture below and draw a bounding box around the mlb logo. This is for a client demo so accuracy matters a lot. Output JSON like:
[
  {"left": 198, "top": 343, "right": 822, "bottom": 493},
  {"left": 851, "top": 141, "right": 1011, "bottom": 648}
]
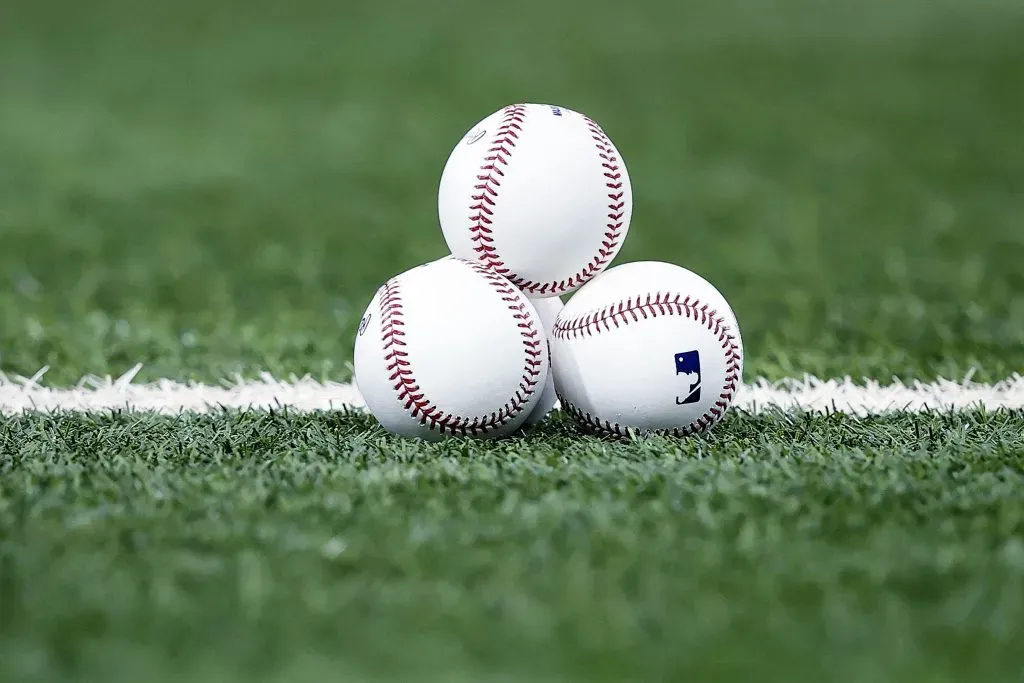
[{"left": 674, "top": 350, "right": 701, "bottom": 405}]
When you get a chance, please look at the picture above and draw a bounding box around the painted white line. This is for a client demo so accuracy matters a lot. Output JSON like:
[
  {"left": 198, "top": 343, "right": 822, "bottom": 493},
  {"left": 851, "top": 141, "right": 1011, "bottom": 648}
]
[
  {"left": 1, "top": 364, "right": 1021, "bottom": 416},
  {"left": 739, "top": 373, "right": 1024, "bottom": 415}
]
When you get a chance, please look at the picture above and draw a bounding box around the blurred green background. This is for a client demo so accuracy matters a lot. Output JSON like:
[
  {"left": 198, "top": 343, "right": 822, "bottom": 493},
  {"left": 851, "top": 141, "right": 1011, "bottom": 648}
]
[{"left": 1, "top": 0, "right": 1022, "bottom": 383}]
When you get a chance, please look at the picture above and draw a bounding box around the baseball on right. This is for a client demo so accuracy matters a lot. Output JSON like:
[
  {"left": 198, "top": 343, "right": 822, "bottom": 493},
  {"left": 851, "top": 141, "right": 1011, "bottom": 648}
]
[
  {"left": 437, "top": 103, "right": 632, "bottom": 298},
  {"left": 550, "top": 261, "right": 744, "bottom": 437}
]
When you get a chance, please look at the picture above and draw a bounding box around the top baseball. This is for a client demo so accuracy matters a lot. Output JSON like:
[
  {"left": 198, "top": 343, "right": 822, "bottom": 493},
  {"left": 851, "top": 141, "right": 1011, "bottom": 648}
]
[{"left": 437, "top": 103, "right": 633, "bottom": 298}]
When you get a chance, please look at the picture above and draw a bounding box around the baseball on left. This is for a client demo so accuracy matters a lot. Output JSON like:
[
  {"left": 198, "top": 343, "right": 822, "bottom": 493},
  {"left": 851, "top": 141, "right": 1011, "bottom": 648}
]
[{"left": 354, "top": 257, "right": 549, "bottom": 440}]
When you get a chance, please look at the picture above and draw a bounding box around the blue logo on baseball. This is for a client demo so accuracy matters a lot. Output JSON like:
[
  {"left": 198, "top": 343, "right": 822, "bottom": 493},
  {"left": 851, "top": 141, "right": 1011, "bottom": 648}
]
[{"left": 675, "top": 350, "right": 701, "bottom": 405}]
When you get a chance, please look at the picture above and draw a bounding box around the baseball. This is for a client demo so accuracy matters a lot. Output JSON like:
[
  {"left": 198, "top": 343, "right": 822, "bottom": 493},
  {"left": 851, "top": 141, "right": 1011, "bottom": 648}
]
[
  {"left": 354, "top": 257, "right": 549, "bottom": 440},
  {"left": 521, "top": 295, "right": 565, "bottom": 427},
  {"left": 437, "top": 103, "right": 632, "bottom": 298},
  {"left": 550, "top": 261, "right": 743, "bottom": 437}
]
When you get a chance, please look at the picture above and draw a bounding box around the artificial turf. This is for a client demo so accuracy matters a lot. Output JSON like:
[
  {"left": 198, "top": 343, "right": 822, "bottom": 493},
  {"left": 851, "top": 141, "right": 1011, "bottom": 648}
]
[{"left": 3, "top": 409, "right": 1024, "bottom": 682}]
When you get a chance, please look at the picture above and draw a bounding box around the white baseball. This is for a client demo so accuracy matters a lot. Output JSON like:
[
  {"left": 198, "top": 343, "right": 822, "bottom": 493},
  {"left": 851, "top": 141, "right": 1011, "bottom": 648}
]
[
  {"left": 550, "top": 261, "right": 744, "bottom": 437},
  {"left": 437, "top": 103, "right": 632, "bottom": 298},
  {"left": 521, "top": 295, "right": 565, "bottom": 427},
  {"left": 354, "top": 257, "right": 549, "bottom": 440}
]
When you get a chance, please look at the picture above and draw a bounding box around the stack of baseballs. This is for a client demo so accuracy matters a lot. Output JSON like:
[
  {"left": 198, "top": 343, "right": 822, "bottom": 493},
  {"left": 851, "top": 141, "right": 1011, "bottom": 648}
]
[{"left": 354, "top": 103, "right": 743, "bottom": 440}]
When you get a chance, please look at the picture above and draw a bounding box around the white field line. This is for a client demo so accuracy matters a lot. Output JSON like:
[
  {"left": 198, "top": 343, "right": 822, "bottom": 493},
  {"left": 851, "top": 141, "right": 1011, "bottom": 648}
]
[{"left": 0, "top": 364, "right": 1022, "bottom": 416}]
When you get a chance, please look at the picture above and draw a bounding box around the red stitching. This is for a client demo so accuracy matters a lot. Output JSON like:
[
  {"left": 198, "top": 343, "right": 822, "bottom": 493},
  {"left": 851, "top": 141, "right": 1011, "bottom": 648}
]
[
  {"left": 469, "top": 106, "right": 625, "bottom": 296},
  {"left": 379, "top": 262, "right": 543, "bottom": 436},
  {"left": 553, "top": 293, "right": 741, "bottom": 437}
]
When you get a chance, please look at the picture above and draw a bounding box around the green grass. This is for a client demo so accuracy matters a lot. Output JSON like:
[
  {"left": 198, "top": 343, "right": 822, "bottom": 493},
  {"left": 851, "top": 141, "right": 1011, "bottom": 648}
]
[
  {"left": 3, "top": 409, "right": 1024, "bottom": 682},
  {"left": 2, "top": 0, "right": 1024, "bottom": 680},
  {"left": 1, "top": 0, "right": 1023, "bottom": 383}
]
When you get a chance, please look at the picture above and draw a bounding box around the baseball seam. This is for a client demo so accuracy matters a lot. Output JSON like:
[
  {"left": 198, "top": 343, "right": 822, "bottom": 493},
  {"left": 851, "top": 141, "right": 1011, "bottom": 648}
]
[
  {"left": 379, "top": 263, "right": 544, "bottom": 436},
  {"left": 552, "top": 293, "right": 741, "bottom": 437},
  {"left": 468, "top": 105, "right": 626, "bottom": 296}
]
